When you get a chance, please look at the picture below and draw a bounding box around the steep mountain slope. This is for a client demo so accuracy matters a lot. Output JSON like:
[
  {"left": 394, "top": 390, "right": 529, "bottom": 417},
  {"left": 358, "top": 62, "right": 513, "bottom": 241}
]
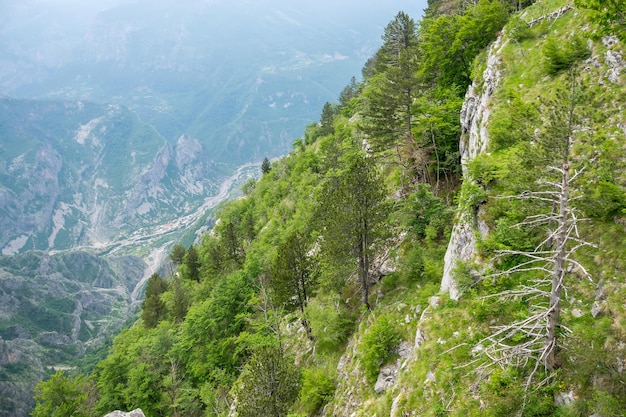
[
  {"left": 27, "top": 1, "right": 626, "bottom": 416},
  {"left": 327, "top": 2, "right": 626, "bottom": 415},
  {"left": 0, "top": 4, "right": 434, "bottom": 415}
]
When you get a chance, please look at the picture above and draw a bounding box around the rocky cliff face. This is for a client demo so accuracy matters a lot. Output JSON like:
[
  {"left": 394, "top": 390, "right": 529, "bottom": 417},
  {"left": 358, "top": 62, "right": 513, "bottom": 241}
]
[{"left": 439, "top": 35, "right": 506, "bottom": 300}]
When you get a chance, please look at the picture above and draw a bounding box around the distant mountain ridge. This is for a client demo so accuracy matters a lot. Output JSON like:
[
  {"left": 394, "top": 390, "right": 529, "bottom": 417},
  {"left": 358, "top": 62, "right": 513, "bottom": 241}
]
[
  {"left": 0, "top": 0, "right": 424, "bottom": 164},
  {"left": 0, "top": 97, "right": 221, "bottom": 254},
  {"left": 0, "top": 0, "right": 426, "bottom": 254},
  {"left": 0, "top": 250, "right": 145, "bottom": 416}
]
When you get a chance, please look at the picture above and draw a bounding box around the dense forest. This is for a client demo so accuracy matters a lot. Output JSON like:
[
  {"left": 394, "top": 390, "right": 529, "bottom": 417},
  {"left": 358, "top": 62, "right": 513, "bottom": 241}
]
[{"left": 30, "top": 0, "right": 626, "bottom": 416}]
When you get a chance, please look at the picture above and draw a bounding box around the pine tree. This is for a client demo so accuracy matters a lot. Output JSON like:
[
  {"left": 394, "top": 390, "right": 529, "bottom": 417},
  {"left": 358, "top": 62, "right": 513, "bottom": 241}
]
[
  {"left": 261, "top": 157, "right": 272, "bottom": 174},
  {"left": 319, "top": 102, "right": 336, "bottom": 136},
  {"left": 232, "top": 345, "right": 301, "bottom": 417},
  {"left": 270, "top": 231, "right": 317, "bottom": 336},
  {"left": 141, "top": 273, "right": 169, "bottom": 328},
  {"left": 318, "top": 152, "right": 388, "bottom": 309},
  {"left": 183, "top": 245, "right": 200, "bottom": 282},
  {"left": 338, "top": 76, "right": 359, "bottom": 108},
  {"left": 169, "top": 243, "right": 186, "bottom": 266},
  {"left": 362, "top": 12, "right": 419, "bottom": 154}
]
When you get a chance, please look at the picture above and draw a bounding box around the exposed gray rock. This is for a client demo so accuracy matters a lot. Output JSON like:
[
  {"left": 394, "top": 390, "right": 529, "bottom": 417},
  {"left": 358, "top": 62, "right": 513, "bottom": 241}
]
[
  {"left": 441, "top": 222, "right": 476, "bottom": 301},
  {"left": 328, "top": 334, "right": 369, "bottom": 417},
  {"left": 584, "top": 54, "right": 602, "bottom": 71},
  {"left": 415, "top": 328, "right": 426, "bottom": 349},
  {"left": 571, "top": 308, "right": 584, "bottom": 318},
  {"left": 595, "top": 282, "right": 607, "bottom": 301},
  {"left": 370, "top": 234, "right": 404, "bottom": 283},
  {"left": 103, "top": 409, "right": 146, "bottom": 417},
  {"left": 390, "top": 393, "right": 403, "bottom": 417},
  {"left": 459, "top": 35, "right": 505, "bottom": 167},
  {"left": 0, "top": 337, "right": 44, "bottom": 417},
  {"left": 441, "top": 34, "right": 506, "bottom": 300},
  {"left": 554, "top": 390, "right": 576, "bottom": 407},
  {"left": 0, "top": 99, "right": 225, "bottom": 255},
  {"left": 0, "top": 251, "right": 145, "bottom": 417},
  {"left": 603, "top": 35, "right": 620, "bottom": 48},
  {"left": 429, "top": 296, "right": 442, "bottom": 308},
  {"left": 600, "top": 36, "right": 624, "bottom": 84},
  {"left": 374, "top": 363, "right": 398, "bottom": 394},
  {"left": 425, "top": 370, "right": 436, "bottom": 384},
  {"left": 591, "top": 301, "right": 606, "bottom": 318},
  {"left": 606, "top": 50, "right": 624, "bottom": 83},
  {"left": 397, "top": 341, "right": 413, "bottom": 359},
  {"left": 38, "top": 332, "right": 73, "bottom": 347},
  {"left": 605, "top": 50, "right": 623, "bottom": 68}
]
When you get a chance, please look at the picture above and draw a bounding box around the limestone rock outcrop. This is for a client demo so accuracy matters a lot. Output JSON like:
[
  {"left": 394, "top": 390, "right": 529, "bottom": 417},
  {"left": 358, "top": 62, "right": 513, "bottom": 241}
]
[
  {"left": 440, "top": 34, "right": 506, "bottom": 300},
  {"left": 103, "top": 409, "right": 146, "bottom": 417}
]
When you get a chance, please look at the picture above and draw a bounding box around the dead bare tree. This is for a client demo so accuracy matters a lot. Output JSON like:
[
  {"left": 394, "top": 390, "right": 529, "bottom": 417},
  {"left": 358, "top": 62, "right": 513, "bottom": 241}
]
[{"left": 477, "top": 73, "right": 595, "bottom": 391}]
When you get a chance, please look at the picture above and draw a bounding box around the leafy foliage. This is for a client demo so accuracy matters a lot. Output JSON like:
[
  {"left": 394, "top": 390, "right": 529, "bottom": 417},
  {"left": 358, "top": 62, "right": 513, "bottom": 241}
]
[
  {"left": 297, "top": 367, "right": 336, "bottom": 415},
  {"left": 406, "top": 184, "right": 454, "bottom": 240},
  {"left": 231, "top": 346, "right": 301, "bottom": 417},
  {"left": 32, "top": 371, "right": 91, "bottom": 417},
  {"left": 419, "top": 0, "right": 508, "bottom": 90},
  {"left": 360, "top": 315, "right": 401, "bottom": 383},
  {"left": 543, "top": 35, "right": 591, "bottom": 75},
  {"left": 576, "top": 0, "right": 626, "bottom": 42},
  {"left": 141, "top": 273, "right": 168, "bottom": 328}
]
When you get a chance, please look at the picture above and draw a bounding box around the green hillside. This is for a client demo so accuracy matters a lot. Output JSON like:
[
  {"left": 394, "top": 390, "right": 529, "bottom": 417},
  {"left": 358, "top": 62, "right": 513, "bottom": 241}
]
[{"left": 29, "top": 0, "right": 626, "bottom": 416}]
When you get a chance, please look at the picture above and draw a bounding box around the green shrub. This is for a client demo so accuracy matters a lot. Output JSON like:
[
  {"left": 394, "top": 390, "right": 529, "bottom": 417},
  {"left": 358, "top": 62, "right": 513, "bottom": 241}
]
[
  {"left": 481, "top": 368, "right": 524, "bottom": 415},
  {"left": 467, "top": 153, "right": 502, "bottom": 186},
  {"left": 508, "top": 16, "right": 534, "bottom": 42},
  {"left": 298, "top": 367, "right": 336, "bottom": 415},
  {"left": 581, "top": 181, "right": 626, "bottom": 220},
  {"left": 488, "top": 92, "right": 538, "bottom": 152},
  {"left": 406, "top": 184, "right": 452, "bottom": 240},
  {"left": 307, "top": 296, "right": 356, "bottom": 353},
  {"left": 591, "top": 390, "right": 625, "bottom": 417},
  {"left": 543, "top": 35, "right": 591, "bottom": 75},
  {"left": 360, "top": 315, "right": 401, "bottom": 383},
  {"left": 458, "top": 181, "right": 487, "bottom": 213}
]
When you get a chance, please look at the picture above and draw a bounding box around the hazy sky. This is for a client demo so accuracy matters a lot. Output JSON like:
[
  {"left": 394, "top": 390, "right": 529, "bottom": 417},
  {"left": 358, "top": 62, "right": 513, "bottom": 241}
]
[
  {"left": 14, "top": 0, "right": 427, "bottom": 22},
  {"left": 0, "top": 0, "right": 428, "bottom": 100}
]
